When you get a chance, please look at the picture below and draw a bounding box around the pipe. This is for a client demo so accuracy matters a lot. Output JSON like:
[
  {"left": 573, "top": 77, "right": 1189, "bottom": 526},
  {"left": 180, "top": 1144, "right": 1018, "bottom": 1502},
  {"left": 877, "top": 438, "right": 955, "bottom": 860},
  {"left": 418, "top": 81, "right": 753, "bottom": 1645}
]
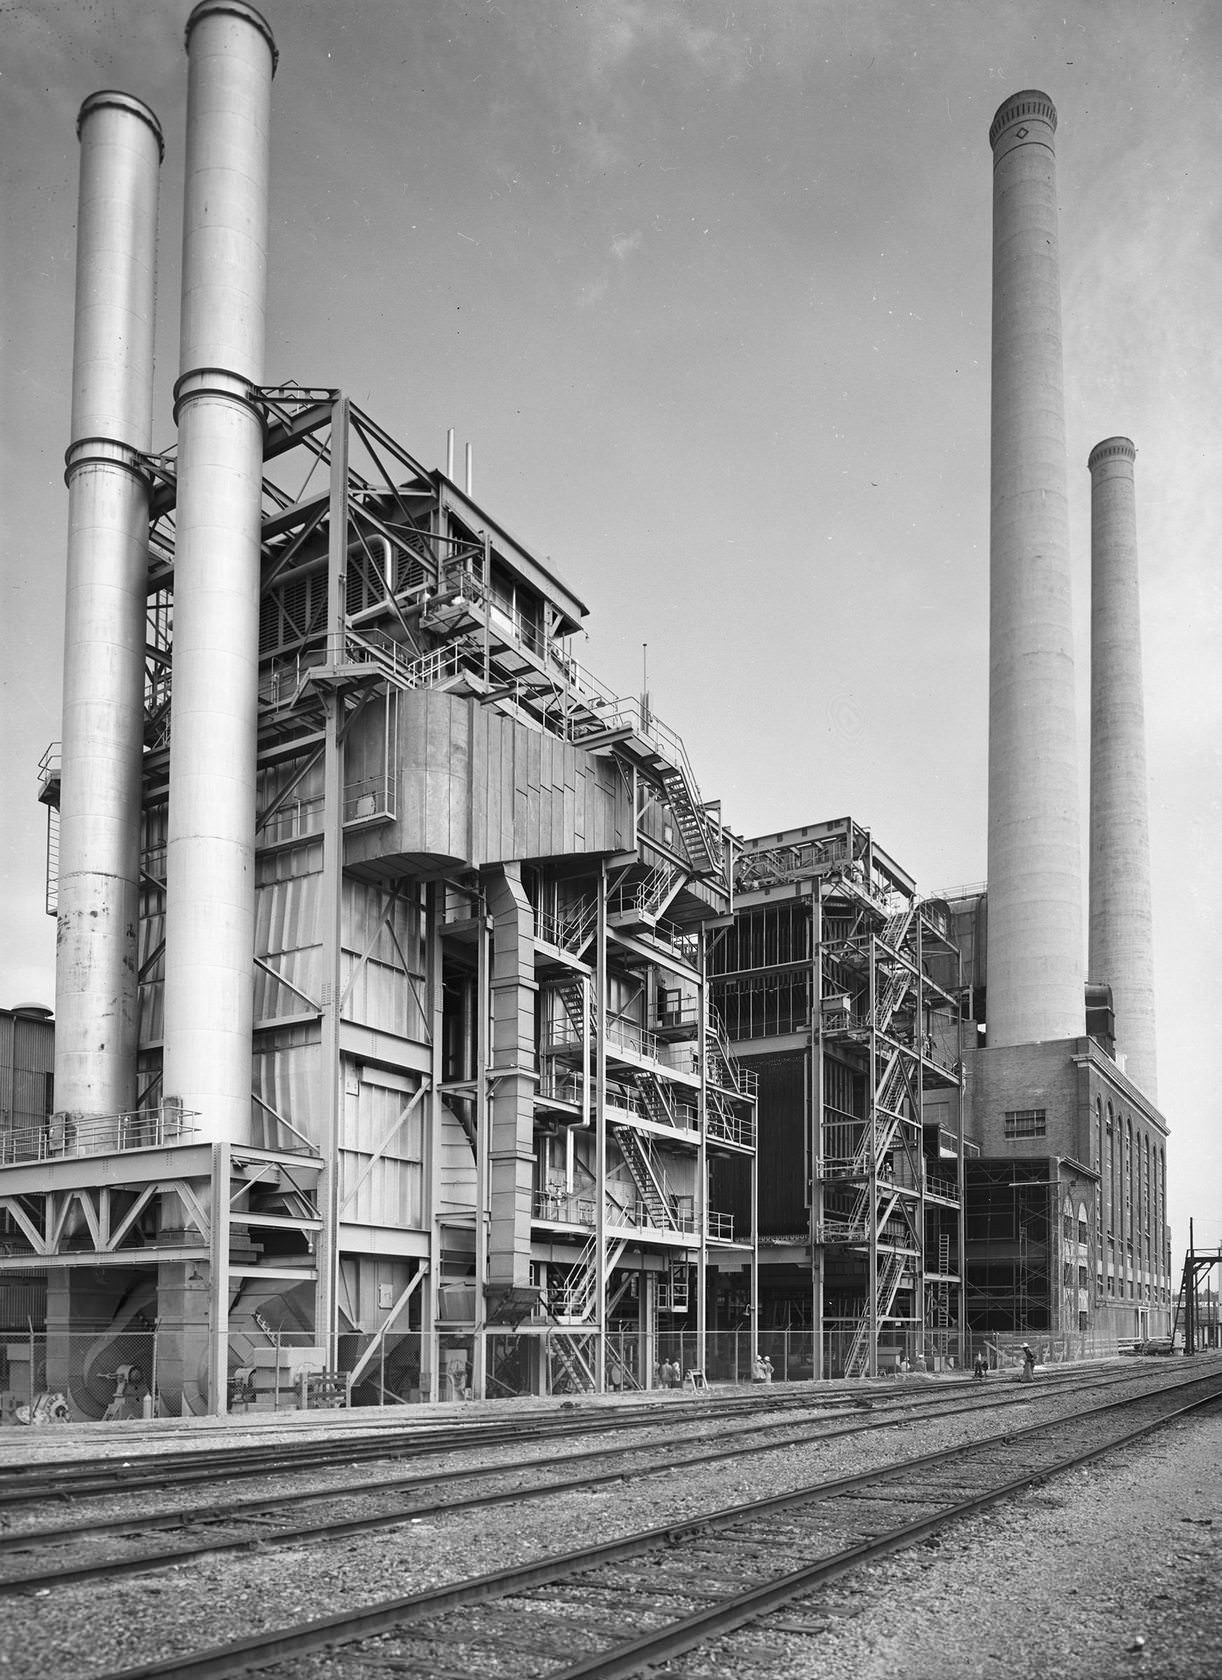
[
  {"left": 55, "top": 91, "right": 163, "bottom": 1121},
  {"left": 1088, "top": 438, "right": 1158, "bottom": 1098},
  {"left": 162, "top": 0, "right": 276, "bottom": 1143},
  {"left": 985, "top": 91, "right": 1083, "bottom": 1046}
]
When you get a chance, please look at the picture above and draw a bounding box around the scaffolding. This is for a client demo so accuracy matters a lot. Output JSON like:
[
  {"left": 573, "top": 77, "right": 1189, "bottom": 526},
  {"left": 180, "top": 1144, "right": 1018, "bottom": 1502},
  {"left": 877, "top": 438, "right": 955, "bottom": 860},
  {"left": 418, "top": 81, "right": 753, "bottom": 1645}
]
[{"left": 713, "top": 819, "right": 967, "bottom": 1380}]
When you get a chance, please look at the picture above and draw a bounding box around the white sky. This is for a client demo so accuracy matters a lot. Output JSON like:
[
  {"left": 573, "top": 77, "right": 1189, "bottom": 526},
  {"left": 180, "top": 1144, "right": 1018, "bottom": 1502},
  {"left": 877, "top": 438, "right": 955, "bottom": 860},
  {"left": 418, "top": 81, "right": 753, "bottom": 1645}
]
[{"left": 2, "top": 0, "right": 1219, "bottom": 1255}]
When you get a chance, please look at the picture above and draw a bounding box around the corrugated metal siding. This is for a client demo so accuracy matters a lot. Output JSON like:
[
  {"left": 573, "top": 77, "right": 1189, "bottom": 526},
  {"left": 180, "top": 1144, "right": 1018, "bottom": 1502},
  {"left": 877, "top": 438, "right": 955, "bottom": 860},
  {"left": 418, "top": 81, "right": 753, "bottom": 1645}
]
[
  {"left": 340, "top": 881, "right": 426, "bottom": 1039},
  {"left": 340, "top": 1074, "right": 425, "bottom": 1231},
  {"left": 1, "top": 1012, "right": 54, "bottom": 1133},
  {"left": 255, "top": 868, "right": 323, "bottom": 1021},
  {"left": 252, "top": 1036, "right": 322, "bottom": 1149}
]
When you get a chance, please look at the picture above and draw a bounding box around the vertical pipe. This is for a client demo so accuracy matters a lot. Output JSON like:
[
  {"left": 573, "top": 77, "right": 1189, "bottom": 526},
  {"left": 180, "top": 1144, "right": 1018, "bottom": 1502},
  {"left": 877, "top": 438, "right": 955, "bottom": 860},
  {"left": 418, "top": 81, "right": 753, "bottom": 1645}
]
[
  {"left": 811, "top": 884, "right": 825, "bottom": 1381},
  {"left": 55, "top": 91, "right": 163, "bottom": 1123},
  {"left": 314, "top": 395, "right": 349, "bottom": 1371},
  {"left": 986, "top": 91, "right": 1084, "bottom": 1046},
  {"left": 595, "top": 864, "right": 608, "bottom": 1391},
  {"left": 1087, "top": 438, "right": 1158, "bottom": 1099},
  {"left": 465, "top": 441, "right": 473, "bottom": 498},
  {"left": 162, "top": 1, "right": 276, "bottom": 1142}
]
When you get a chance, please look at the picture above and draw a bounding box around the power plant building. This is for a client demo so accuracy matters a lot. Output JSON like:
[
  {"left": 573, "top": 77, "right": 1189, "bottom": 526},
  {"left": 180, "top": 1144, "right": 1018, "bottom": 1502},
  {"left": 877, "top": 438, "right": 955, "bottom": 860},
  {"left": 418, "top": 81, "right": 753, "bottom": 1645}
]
[{"left": 0, "top": 18, "right": 1172, "bottom": 1414}]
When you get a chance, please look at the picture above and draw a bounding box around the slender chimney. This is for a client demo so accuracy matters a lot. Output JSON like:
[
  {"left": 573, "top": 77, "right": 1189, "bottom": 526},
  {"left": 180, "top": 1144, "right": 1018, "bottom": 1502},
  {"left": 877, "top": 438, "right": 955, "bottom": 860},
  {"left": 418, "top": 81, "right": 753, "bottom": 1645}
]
[
  {"left": 1088, "top": 438, "right": 1157, "bottom": 1098},
  {"left": 162, "top": 1, "right": 276, "bottom": 1142},
  {"left": 985, "top": 91, "right": 1084, "bottom": 1046},
  {"left": 55, "top": 91, "right": 163, "bottom": 1121}
]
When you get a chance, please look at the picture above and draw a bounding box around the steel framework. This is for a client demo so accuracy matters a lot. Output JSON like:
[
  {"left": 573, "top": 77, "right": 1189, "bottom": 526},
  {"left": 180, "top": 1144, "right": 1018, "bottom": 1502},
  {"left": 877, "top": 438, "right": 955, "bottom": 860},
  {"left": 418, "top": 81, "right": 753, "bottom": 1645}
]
[{"left": 14, "top": 389, "right": 757, "bottom": 1414}]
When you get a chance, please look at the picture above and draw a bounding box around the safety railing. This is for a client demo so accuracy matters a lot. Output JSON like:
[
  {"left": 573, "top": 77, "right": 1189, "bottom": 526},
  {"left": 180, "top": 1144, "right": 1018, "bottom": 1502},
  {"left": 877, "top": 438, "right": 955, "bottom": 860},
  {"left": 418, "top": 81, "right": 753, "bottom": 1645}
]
[{"left": 0, "top": 1106, "right": 199, "bottom": 1166}]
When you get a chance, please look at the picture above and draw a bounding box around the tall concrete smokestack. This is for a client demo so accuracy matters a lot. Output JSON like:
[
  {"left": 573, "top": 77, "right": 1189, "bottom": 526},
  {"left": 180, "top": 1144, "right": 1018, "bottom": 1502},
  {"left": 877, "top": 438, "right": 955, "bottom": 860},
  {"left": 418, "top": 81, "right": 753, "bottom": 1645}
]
[
  {"left": 55, "top": 91, "right": 163, "bottom": 1121},
  {"left": 985, "top": 91, "right": 1084, "bottom": 1046},
  {"left": 1088, "top": 437, "right": 1157, "bottom": 1098},
  {"left": 162, "top": 0, "right": 276, "bottom": 1142}
]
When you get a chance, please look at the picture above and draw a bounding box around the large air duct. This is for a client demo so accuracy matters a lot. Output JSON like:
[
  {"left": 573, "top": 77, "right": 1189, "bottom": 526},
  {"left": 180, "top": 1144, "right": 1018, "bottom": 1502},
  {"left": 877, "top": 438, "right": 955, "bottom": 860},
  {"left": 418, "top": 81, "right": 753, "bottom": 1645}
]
[
  {"left": 55, "top": 91, "right": 163, "bottom": 1121},
  {"left": 1088, "top": 438, "right": 1157, "bottom": 1098},
  {"left": 985, "top": 91, "right": 1084, "bottom": 1047},
  {"left": 162, "top": 0, "right": 276, "bottom": 1143}
]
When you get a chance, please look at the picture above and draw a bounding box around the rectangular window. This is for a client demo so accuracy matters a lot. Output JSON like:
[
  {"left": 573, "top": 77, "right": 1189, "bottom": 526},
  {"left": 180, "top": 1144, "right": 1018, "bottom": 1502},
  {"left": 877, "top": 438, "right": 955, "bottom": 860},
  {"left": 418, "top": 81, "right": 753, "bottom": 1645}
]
[{"left": 1003, "top": 1108, "right": 1047, "bottom": 1139}]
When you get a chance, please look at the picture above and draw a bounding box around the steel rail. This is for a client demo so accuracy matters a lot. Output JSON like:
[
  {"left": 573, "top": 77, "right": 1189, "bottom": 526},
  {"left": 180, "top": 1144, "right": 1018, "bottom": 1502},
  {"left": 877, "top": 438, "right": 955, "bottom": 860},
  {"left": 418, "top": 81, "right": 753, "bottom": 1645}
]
[
  {"left": 0, "top": 1364, "right": 1186, "bottom": 1585},
  {"left": 0, "top": 1380, "right": 873, "bottom": 1495},
  {"left": 548, "top": 1380, "right": 1222, "bottom": 1680},
  {"left": 0, "top": 1365, "right": 1091, "bottom": 1506},
  {"left": 93, "top": 1366, "right": 1222, "bottom": 1680}
]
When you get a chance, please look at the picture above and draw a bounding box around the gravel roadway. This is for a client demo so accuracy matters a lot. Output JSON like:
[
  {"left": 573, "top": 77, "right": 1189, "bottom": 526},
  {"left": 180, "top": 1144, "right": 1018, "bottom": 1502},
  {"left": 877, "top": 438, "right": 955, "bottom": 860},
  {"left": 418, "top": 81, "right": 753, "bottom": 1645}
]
[{"left": 0, "top": 1371, "right": 1217, "bottom": 1680}]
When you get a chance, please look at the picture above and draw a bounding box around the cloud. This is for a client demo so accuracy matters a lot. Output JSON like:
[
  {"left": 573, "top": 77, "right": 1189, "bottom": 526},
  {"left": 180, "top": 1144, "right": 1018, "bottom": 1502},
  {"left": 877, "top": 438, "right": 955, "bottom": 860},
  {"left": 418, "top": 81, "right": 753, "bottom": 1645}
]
[
  {"left": 582, "top": 1, "right": 753, "bottom": 90},
  {"left": 611, "top": 229, "right": 643, "bottom": 264},
  {"left": 578, "top": 274, "right": 611, "bottom": 310},
  {"left": 579, "top": 228, "right": 645, "bottom": 308}
]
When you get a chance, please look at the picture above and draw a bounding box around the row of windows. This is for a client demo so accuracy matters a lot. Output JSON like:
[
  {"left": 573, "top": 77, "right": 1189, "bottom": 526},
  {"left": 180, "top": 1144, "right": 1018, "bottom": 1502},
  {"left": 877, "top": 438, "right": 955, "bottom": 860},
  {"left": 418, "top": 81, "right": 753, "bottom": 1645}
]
[{"left": 1004, "top": 1108, "right": 1046, "bottom": 1138}]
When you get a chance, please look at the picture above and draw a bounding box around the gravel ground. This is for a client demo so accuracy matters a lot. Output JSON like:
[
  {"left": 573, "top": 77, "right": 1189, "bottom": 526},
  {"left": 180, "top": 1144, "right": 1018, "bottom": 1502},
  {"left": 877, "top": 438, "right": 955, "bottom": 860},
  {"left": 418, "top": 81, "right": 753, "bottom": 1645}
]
[
  {"left": 691, "top": 1407, "right": 1222, "bottom": 1680},
  {"left": 0, "top": 1368, "right": 1216, "bottom": 1679}
]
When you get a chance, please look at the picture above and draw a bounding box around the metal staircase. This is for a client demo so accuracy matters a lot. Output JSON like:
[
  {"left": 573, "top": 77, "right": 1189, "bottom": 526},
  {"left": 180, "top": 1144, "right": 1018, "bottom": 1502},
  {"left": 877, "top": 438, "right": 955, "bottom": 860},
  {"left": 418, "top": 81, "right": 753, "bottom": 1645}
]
[
  {"left": 549, "top": 1233, "right": 628, "bottom": 1322},
  {"left": 555, "top": 896, "right": 597, "bottom": 956},
  {"left": 843, "top": 1249, "right": 907, "bottom": 1379},
  {"left": 609, "top": 861, "right": 686, "bottom": 924},
  {"left": 633, "top": 1071, "right": 676, "bottom": 1129},
  {"left": 658, "top": 762, "right": 723, "bottom": 877},
  {"left": 705, "top": 1003, "right": 754, "bottom": 1096},
  {"left": 612, "top": 1125, "right": 676, "bottom": 1230},
  {"left": 551, "top": 975, "right": 597, "bottom": 1043},
  {"left": 547, "top": 1331, "right": 596, "bottom": 1394}
]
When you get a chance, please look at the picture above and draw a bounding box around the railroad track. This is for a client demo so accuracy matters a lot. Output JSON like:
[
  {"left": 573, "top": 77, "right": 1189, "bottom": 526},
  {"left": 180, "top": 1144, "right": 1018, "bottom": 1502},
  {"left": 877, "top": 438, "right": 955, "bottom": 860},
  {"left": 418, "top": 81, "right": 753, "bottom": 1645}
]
[
  {"left": 0, "top": 1358, "right": 1155, "bottom": 1510},
  {"left": 0, "top": 1381, "right": 874, "bottom": 1505},
  {"left": 0, "top": 1362, "right": 1189, "bottom": 1595},
  {"left": 91, "top": 1362, "right": 1222, "bottom": 1680}
]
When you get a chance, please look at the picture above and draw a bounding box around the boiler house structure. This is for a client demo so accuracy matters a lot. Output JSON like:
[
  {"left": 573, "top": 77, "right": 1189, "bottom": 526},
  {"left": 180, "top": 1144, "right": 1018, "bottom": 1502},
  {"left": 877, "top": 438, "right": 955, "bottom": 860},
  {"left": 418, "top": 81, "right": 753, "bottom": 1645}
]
[{"left": 0, "top": 20, "right": 1174, "bottom": 1414}]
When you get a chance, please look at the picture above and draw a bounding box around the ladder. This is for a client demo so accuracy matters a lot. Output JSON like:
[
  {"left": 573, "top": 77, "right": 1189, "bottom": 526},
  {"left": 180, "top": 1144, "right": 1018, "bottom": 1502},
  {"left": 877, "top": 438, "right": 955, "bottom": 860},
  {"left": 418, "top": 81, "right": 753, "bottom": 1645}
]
[{"left": 44, "top": 803, "right": 60, "bottom": 918}]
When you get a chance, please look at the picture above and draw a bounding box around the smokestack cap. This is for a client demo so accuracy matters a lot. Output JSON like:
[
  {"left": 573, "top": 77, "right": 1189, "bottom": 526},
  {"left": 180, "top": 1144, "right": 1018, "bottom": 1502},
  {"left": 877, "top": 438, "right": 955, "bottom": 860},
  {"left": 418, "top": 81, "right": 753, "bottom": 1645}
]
[
  {"left": 1088, "top": 437, "right": 1136, "bottom": 471},
  {"left": 185, "top": 0, "right": 278, "bottom": 75},
  {"left": 77, "top": 90, "right": 165, "bottom": 161},
  {"left": 989, "top": 89, "right": 1057, "bottom": 154}
]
